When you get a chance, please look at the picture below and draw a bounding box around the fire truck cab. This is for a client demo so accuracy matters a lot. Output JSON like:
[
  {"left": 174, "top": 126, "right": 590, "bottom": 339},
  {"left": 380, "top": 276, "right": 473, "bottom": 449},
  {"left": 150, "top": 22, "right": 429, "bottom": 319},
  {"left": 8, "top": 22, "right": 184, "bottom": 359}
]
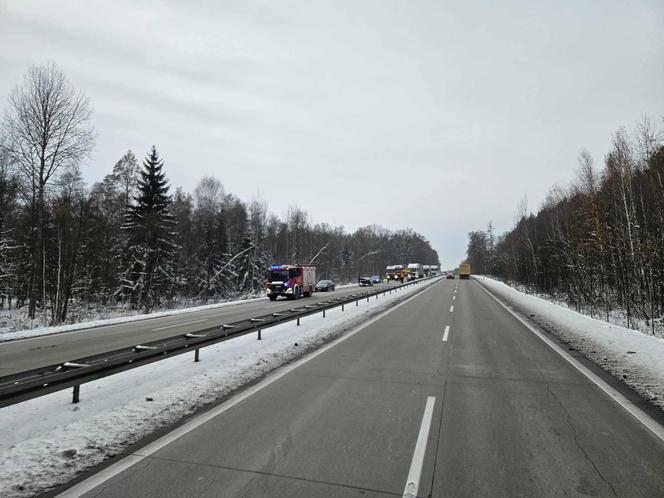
[{"left": 266, "top": 264, "right": 316, "bottom": 301}]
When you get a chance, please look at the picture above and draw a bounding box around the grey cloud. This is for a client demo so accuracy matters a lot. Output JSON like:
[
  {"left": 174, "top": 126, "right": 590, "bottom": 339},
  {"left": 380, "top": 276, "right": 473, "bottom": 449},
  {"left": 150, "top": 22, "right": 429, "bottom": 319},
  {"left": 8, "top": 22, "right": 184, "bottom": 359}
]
[{"left": 1, "top": 0, "right": 663, "bottom": 266}]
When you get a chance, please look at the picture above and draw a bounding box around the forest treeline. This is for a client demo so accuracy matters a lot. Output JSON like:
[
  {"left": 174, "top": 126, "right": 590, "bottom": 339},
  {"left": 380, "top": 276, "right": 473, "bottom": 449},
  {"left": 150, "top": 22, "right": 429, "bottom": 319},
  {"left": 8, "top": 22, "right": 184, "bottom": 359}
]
[
  {"left": 0, "top": 63, "right": 438, "bottom": 324},
  {"left": 466, "top": 119, "right": 664, "bottom": 334}
]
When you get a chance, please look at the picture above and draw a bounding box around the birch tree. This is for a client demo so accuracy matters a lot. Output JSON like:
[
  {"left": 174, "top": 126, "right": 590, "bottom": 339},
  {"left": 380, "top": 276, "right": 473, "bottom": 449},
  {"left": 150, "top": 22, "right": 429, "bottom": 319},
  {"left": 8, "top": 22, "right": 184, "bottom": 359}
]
[{"left": 1, "top": 63, "right": 94, "bottom": 318}]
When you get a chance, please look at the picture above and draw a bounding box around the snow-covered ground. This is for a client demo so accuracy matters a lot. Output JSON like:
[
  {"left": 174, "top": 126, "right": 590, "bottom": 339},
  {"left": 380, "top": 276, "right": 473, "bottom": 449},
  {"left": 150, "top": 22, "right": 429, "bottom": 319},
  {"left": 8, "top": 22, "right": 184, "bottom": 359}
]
[
  {"left": 490, "top": 279, "right": 664, "bottom": 338},
  {"left": 0, "top": 295, "right": 266, "bottom": 342},
  {"left": 475, "top": 276, "right": 664, "bottom": 412},
  {"left": 0, "top": 283, "right": 361, "bottom": 342},
  {"left": 0, "top": 279, "right": 431, "bottom": 498}
]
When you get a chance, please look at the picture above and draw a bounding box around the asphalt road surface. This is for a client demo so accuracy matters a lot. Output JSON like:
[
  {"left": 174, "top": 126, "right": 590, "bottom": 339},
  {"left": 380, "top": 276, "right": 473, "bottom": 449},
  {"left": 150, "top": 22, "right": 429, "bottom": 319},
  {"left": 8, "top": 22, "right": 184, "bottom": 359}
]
[
  {"left": 57, "top": 278, "right": 664, "bottom": 497},
  {"left": 0, "top": 283, "right": 395, "bottom": 376}
]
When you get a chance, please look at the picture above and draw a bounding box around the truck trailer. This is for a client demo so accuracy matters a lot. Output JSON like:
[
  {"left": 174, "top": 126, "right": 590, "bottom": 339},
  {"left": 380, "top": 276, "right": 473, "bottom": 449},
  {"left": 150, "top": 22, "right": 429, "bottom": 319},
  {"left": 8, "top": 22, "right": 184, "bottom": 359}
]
[
  {"left": 458, "top": 263, "right": 471, "bottom": 279},
  {"left": 407, "top": 263, "right": 424, "bottom": 280}
]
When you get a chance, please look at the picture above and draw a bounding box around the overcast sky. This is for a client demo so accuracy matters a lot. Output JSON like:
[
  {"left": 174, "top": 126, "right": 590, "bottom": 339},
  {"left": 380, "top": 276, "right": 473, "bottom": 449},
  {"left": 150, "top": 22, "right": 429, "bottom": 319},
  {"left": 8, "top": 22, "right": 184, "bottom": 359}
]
[{"left": 1, "top": 0, "right": 663, "bottom": 267}]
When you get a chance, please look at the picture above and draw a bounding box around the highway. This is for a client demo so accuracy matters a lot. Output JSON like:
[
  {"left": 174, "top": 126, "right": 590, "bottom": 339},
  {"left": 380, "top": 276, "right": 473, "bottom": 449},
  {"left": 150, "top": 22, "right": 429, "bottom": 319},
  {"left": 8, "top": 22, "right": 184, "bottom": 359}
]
[
  {"left": 0, "top": 283, "right": 392, "bottom": 376},
  {"left": 55, "top": 277, "right": 664, "bottom": 497}
]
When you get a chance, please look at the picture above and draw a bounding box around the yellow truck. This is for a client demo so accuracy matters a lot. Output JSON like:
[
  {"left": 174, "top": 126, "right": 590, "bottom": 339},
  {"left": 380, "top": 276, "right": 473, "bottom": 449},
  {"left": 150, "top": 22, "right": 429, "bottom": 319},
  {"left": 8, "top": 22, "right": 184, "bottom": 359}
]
[
  {"left": 386, "top": 265, "right": 410, "bottom": 283},
  {"left": 459, "top": 263, "right": 471, "bottom": 279}
]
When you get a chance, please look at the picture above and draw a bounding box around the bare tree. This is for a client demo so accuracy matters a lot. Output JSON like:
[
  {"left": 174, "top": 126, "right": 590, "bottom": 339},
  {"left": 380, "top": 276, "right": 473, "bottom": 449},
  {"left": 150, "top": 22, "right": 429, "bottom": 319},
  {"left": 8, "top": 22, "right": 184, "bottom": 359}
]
[
  {"left": 479, "top": 119, "right": 664, "bottom": 336},
  {"left": 194, "top": 176, "right": 224, "bottom": 211},
  {"left": 112, "top": 150, "right": 139, "bottom": 209},
  {"left": 2, "top": 62, "right": 95, "bottom": 318},
  {"left": 576, "top": 148, "right": 596, "bottom": 194}
]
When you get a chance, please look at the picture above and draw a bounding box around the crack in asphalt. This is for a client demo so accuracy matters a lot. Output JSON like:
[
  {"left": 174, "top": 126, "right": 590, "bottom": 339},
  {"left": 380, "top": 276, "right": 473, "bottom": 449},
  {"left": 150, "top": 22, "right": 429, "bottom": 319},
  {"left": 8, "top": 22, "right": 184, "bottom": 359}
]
[
  {"left": 546, "top": 383, "right": 617, "bottom": 496},
  {"left": 426, "top": 377, "right": 448, "bottom": 498},
  {"left": 427, "top": 304, "right": 456, "bottom": 498},
  {"left": 88, "top": 457, "right": 155, "bottom": 498},
  {"left": 131, "top": 454, "right": 404, "bottom": 497}
]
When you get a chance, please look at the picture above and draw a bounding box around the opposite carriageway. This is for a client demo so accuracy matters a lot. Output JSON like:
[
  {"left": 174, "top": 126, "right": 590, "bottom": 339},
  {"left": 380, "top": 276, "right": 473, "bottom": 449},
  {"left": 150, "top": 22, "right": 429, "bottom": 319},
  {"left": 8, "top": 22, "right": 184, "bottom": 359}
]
[{"left": 0, "top": 276, "right": 438, "bottom": 408}]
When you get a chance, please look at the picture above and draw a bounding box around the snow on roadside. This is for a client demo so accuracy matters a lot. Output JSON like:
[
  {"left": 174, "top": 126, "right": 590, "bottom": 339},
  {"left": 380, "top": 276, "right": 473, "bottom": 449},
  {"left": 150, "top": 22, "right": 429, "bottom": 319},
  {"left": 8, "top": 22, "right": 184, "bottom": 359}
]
[
  {"left": 0, "top": 296, "right": 264, "bottom": 342},
  {"left": 0, "top": 279, "right": 432, "bottom": 498},
  {"left": 474, "top": 276, "right": 664, "bottom": 411},
  {"left": 485, "top": 279, "right": 663, "bottom": 338},
  {"left": 0, "top": 282, "right": 361, "bottom": 342}
]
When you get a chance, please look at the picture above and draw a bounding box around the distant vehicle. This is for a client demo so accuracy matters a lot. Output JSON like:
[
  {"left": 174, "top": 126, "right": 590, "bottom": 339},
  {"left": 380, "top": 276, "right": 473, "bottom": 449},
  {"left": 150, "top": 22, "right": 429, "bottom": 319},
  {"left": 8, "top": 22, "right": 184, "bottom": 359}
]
[
  {"left": 266, "top": 264, "right": 316, "bottom": 301},
  {"left": 423, "top": 265, "right": 431, "bottom": 276},
  {"left": 407, "top": 263, "right": 424, "bottom": 280},
  {"left": 315, "top": 279, "right": 336, "bottom": 292},
  {"left": 446, "top": 272, "right": 455, "bottom": 279},
  {"left": 386, "top": 265, "right": 406, "bottom": 283},
  {"left": 430, "top": 265, "right": 439, "bottom": 275},
  {"left": 459, "top": 263, "right": 471, "bottom": 279},
  {"left": 370, "top": 275, "right": 381, "bottom": 284},
  {"left": 359, "top": 276, "right": 373, "bottom": 286}
]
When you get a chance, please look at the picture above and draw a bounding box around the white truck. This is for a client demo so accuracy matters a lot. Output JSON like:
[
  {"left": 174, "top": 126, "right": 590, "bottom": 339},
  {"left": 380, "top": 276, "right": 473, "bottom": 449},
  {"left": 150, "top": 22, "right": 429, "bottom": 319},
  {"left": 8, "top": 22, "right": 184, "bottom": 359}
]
[{"left": 407, "top": 263, "right": 424, "bottom": 280}]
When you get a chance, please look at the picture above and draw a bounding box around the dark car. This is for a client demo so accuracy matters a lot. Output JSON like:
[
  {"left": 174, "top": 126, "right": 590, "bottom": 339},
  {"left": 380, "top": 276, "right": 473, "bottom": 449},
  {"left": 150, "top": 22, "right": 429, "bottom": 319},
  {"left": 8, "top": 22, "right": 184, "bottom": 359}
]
[
  {"left": 315, "top": 279, "right": 336, "bottom": 292},
  {"left": 370, "top": 275, "right": 381, "bottom": 284},
  {"left": 359, "top": 276, "right": 373, "bottom": 286}
]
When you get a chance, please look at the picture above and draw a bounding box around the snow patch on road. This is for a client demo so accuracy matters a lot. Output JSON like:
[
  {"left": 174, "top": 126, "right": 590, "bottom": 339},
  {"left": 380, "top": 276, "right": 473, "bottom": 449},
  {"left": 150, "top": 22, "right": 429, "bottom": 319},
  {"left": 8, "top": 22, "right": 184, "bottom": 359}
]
[
  {"left": 475, "top": 276, "right": 664, "bottom": 413},
  {"left": 0, "top": 280, "right": 431, "bottom": 498}
]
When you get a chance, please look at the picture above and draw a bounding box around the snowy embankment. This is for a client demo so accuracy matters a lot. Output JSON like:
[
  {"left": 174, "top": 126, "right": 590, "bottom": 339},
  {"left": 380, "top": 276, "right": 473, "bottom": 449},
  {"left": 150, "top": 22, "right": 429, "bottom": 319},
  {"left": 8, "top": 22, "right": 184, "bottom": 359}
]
[
  {"left": 0, "top": 279, "right": 431, "bottom": 498},
  {"left": 0, "top": 296, "right": 263, "bottom": 342},
  {"left": 475, "top": 276, "right": 664, "bottom": 411},
  {"left": 0, "top": 282, "right": 361, "bottom": 342}
]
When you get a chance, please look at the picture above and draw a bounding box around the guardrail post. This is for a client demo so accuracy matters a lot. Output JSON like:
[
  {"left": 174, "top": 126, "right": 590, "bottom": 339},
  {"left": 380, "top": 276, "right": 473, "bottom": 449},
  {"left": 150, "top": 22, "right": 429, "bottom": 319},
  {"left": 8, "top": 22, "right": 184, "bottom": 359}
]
[{"left": 5, "top": 280, "right": 444, "bottom": 408}]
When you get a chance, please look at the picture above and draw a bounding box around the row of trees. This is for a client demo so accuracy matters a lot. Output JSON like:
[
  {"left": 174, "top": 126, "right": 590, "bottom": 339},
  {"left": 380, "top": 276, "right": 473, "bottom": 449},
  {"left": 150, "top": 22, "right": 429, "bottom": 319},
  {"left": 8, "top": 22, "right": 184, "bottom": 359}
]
[
  {"left": 0, "top": 63, "right": 439, "bottom": 324},
  {"left": 467, "top": 119, "right": 664, "bottom": 334}
]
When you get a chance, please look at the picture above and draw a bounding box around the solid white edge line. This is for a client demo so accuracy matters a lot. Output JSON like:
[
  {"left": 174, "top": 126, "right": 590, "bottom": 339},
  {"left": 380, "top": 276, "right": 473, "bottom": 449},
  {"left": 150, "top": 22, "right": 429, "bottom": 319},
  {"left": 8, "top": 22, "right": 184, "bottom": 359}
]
[
  {"left": 402, "top": 396, "right": 436, "bottom": 498},
  {"left": 449, "top": 305, "right": 454, "bottom": 313},
  {"left": 56, "top": 279, "right": 442, "bottom": 498},
  {"left": 442, "top": 325, "right": 450, "bottom": 342},
  {"left": 474, "top": 279, "right": 664, "bottom": 444},
  {"left": 151, "top": 319, "right": 208, "bottom": 331}
]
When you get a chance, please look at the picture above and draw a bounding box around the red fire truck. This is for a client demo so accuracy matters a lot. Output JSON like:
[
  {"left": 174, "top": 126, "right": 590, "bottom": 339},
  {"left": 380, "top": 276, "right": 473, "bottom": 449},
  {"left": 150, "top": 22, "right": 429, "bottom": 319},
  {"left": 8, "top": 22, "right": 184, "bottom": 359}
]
[{"left": 266, "top": 264, "right": 317, "bottom": 301}]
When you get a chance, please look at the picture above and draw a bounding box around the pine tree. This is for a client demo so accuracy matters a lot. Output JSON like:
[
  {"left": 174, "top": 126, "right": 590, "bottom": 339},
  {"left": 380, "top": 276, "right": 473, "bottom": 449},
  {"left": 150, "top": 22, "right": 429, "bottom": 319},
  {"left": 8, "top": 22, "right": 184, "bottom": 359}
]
[{"left": 119, "top": 147, "right": 177, "bottom": 312}]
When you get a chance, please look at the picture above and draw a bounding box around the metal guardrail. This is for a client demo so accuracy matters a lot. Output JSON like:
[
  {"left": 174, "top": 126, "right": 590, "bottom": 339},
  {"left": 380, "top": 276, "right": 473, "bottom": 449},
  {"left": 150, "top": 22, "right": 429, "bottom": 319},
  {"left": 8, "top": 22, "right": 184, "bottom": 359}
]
[{"left": 0, "top": 276, "right": 439, "bottom": 408}]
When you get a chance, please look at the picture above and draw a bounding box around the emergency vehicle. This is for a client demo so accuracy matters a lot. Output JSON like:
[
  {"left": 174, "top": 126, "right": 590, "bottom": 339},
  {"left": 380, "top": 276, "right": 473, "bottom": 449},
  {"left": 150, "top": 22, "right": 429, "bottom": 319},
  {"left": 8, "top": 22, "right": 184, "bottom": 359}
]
[{"left": 266, "top": 264, "right": 317, "bottom": 301}]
